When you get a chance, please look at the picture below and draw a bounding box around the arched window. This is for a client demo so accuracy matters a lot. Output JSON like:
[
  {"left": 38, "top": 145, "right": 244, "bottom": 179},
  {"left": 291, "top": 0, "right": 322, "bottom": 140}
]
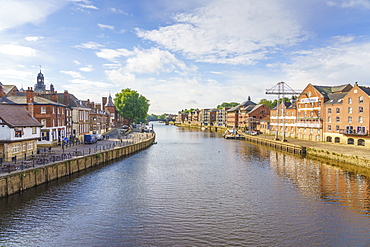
[
  {"left": 347, "top": 138, "right": 354, "bottom": 145},
  {"left": 348, "top": 97, "right": 352, "bottom": 104},
  {"left": 336, "top": 108, "right": 340, "bottom": 114},
  {"left": 335, "top": 137, "right": 340, "bottom": 143},
  {"left": 359, "top": 96, "right": 364, "bottom": 103},
  {"left": 328, "top": 108, "right": 332, "bottom": 114},
  {"left": 326, "top": 136, "right": 332, "bottom": 142},
  {"left": 358, "top": 139, "right": 365, "bottom": 146}
]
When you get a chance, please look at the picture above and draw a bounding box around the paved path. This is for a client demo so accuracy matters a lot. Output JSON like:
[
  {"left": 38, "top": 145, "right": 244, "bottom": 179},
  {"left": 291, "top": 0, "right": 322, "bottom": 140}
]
[
  {"left": 1, "top": 129, "right": 152, "bottom": 174},
  {"left": 258, "top": 134, "right": 370, "bottom": 160}
]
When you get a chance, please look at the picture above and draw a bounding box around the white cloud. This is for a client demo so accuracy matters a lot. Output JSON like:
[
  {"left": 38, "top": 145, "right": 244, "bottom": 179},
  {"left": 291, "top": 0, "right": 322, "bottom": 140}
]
[
  {"left": 95, "top": 48, "right": 134, "bottom": 61},
  {"left": 60, "top": 70, "right": 85, "bottom": 79},
  {"left": 73, "top": 60, "right": 81, "bottom": 65},
  {"left": 326, "top": 0, "right": 370, "bottom": 8},
  {"left": 79, "top": 65, "right": 93, "bottom": 72},
  {"left": 0, "top": 0, "right": 66, "bottom": 31},
  {"left": 136, "top": 0, "right": 309, "bottom": 65},
  {"left": 124, "top": 47, "right": 193, "bottom": 75},
  {"left": 74, "top": 42, "right": 105, "bottom": 49},
  {"left": 0, "top": 44, "right": 37, "bottom": 57},
  {"left": 98, "top": 23, "right": 115, "bottom": 30},
  {"left": 25, "top": 36, "right": 44, "bottom": 41},
  {"left": 278, "top": 41, "right": 370, "bottom": 87},
  {"left": 109, "top": 8, "right": 128, "bottom": 15}
]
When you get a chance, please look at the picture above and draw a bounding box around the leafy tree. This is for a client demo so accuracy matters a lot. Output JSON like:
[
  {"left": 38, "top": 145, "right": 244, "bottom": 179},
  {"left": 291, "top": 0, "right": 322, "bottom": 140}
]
[
  {"left": 147, "top": 114, "right": 158, "bottom": 120},
  {"left": 114, "top": 88, "right": 150, "bottom": 124},
  {"left": 259, "top": 98, "right": 291, "bottom": 109},
  {"left": 216, "top": 102, "right": 239, "bottom": 109}
]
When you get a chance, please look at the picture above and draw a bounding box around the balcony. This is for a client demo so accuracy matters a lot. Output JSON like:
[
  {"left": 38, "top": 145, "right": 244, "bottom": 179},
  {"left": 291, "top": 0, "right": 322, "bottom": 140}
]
[
  {"left": 296, "top": 122, "right": 322, "bottom": 128},
  {"left": 339, "top": 130, "right": 368, "bottom": 136}
]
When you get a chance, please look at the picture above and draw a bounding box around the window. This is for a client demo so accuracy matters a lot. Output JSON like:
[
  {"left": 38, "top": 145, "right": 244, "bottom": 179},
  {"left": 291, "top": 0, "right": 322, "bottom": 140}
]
[
  {"left": 328, "top": 125, "right": 331, "bottom": 131},
  {"left": 336, "top": 117, "right": 340, "bottom": 122},
  {"left": 14, "top": 128, "right": 23, "bottom": 137},
  {"left": 28, "top": 142, "right": 34, "bottom": 150},
  {"left": 359, "top": 116, "right": 363, "bottom": 123},
  {"left": 12, "top": 144, "right": 20, "bottom": 154},
  {"left": 348, "top": 116, "right": 352, "bottom": 123},
  {"left": 22, "top": 144, "right": 26, "bottom": 152},
  {"left": 328, "top": 117, "right": 332, "bottom": 122},
  {"left": 41, "top": 119, "right": 46, "bottom": 126},
  {"left": 41, "top": 106, "right": 46, "bottom": 114},
  {"left": 336, "top": 125, "right": 340, "bottom": 131},
  {"left": 328, "top": 108, "right": 332, "bottom": 114},
  {"left": 348, "top": 97, "right": 352, "bottom": 104},
  {"left": 359, "top": 106, "right": 363, "bottom": 113},
  {"left": 359, "top": 96, "right": 364, "bottom": 103},
  {"left": 32, "top": 127, "right": 37, "bottom": 134},
  {"left": 348, "top": 107, "right": 352, "bottom": 114},
  {"left": 336, "top": 108, "right": 340, "bottom": 114}
]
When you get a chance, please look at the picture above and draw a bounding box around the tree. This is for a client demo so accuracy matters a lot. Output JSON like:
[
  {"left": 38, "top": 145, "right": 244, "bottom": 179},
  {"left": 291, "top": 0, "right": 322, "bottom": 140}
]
[
  {"left": 216, "top": 102, "right": 239, "bottom": 109},
  {"left": 114, "top": 88, "right": 150, "bottom": 124},
  {"left": 259, "top": 98, "right": 292, "bottom": 109}
]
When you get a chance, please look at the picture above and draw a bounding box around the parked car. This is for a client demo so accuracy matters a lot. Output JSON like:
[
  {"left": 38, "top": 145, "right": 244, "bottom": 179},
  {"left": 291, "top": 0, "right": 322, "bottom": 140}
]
[
  {"left": 84, "top": 134, "right": 97, "bottom": 144},
  {"left": 251, "top": 130, "right": 262, "bottom": 136},
  {"left": 122, "top": 125, "right": 129, "bottom": 129},
  {"left": 95, "top": 134, "right": 102, "bottom": 140}
]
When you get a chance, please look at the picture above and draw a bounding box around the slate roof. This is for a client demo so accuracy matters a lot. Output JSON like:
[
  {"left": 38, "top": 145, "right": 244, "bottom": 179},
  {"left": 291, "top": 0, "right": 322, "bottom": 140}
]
[
  {"left": 359, "top": 86, "right": 370, "bottom": 96},
  {"left": 324, "top": 92, "right": 347, "bottom": 105},
  {"left": 105, "top": 95, "right": 115, "bottom": 107},
  {"left": 0, "top": 105, "right": 42, "bottom": 127},
  {"left": 312, "top": 84, "right": 352, "bottom": 96},
  {"left": 227, "top": 98, "right": 256, "bottom": 112},
  {"left": 0, "top": 95, "right": 64, "bottom": 106}
]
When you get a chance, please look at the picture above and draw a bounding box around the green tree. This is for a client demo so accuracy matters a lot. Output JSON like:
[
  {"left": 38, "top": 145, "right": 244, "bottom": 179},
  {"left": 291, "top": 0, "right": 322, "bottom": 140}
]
[
  {"left": 114, "top": 88, "right": 150, "bottom": 124},
  {"left": 259, "top": 98, "right": 291, "bottom": 109},
  {"left": 216, "top": 102, "right": 239, "bottom": 109}
]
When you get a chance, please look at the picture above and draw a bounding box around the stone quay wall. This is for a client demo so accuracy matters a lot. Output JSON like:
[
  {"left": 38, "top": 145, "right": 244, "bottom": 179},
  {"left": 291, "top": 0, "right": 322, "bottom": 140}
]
[{"left": 0, "top": 134, "right": 156, "bottom": 198}]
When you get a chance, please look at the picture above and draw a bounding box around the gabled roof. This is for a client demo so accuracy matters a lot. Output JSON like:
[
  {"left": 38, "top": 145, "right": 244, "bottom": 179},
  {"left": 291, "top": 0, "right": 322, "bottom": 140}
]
[
  {"left": 0, "top": 105, "right": 42, "bottom": 127},
  {"left": 227, "top": 98, "right": 256, "bottom": 112},
  {"left": 358, "top": 86, "right": 370, "bottom": 96},
  {"left": 0, "top": 95, "right": 65, "bottom": 106},
  {"left": 324, "top": 92, "right": 347, "bottom": 105},
  {"left": 312, "top": 84, "right": 352, "bottom": 96},
  {"left": 272, "top": 101, "right": 292, "bottom": 110}
]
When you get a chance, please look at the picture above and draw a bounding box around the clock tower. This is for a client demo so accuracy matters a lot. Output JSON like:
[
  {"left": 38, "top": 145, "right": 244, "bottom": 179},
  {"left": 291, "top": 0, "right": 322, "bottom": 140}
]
[{"left": 34, "top": 69, "right": 46, "bottom": 92}]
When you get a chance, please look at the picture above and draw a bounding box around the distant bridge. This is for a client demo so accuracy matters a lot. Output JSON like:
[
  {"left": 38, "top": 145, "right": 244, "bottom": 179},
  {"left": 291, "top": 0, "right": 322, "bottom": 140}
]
[{"left": 146, "top": 117, "right": 175, "bottom": 125}]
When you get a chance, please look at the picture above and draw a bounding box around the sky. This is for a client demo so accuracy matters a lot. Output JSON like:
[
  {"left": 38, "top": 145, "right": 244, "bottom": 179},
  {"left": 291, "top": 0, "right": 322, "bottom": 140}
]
[{"left": 1, "top": 0, "right": 370, "bottom": 114}]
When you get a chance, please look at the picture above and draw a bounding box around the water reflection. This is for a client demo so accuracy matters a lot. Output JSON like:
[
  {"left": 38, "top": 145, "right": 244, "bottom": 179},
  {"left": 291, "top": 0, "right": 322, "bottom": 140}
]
[{"left": 269, "top": 151, "right": 370, "bottom": 215}]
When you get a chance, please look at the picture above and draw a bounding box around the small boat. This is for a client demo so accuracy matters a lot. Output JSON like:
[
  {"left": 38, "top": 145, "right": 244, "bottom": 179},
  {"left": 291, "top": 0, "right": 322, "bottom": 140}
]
[
  {"left": 201, "top": 127, "right": 206, "bottom": 131},
  {"left": 223, "top": 129, "right": 245, "bottom": 140}
]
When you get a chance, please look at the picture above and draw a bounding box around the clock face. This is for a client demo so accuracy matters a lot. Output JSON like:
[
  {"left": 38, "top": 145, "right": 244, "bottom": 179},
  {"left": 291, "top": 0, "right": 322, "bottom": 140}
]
[{"left": 38, "top": 79, "right": 41, "bottom": 82}]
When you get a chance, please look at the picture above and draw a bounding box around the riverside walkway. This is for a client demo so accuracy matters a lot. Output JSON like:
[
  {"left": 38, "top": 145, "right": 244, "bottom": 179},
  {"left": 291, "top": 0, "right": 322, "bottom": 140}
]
[
  {"left": 0, "top": 130, "right": 153, "bottom": 174},
  {"left": 258, "top": 134, "right": 370, "bottom": 160}
]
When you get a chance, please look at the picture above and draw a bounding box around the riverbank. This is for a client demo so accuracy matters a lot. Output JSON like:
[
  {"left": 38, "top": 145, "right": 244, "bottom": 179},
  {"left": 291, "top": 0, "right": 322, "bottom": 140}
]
[
  {"left": 0, "top": 133, "right": 156, "bottom": 198},
  {"left": 175, "top": 123, "right": 370, "bottom": 170}
]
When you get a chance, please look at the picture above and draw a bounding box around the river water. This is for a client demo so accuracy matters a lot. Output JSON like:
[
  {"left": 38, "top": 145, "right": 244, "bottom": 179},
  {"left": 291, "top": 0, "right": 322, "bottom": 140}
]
[{"left": 1, "top": 123, "right": 369, "bottom": 246}]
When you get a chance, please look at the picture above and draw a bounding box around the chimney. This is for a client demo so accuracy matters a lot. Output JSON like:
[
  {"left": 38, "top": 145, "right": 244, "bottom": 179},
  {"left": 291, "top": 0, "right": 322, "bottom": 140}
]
[
  {"left": 26, "top": 87, "right": 34, "bottom": 116},
  {"left": 64, "top": 90, "right": 69, "bottom": 106},
  {"left": 96, "top": 103, "right": 101, "bottom": 111},
  {"left": 0, "top": 85, "right": 4, "bottom": 97},
  {"left": 102, "top": 97, "right": 107, "bottom": 108},
  {"left": 51, "top": 93, "right": 58, "bottom": 102},
  {"left": 50, "top": 84, "right": 55, "bottom": 93}
]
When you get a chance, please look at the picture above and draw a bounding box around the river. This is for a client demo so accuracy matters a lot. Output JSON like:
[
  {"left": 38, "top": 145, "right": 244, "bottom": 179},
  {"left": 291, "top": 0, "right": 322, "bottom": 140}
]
[{"left": 0, "top": 123, "right": 369, "bottom": 246}]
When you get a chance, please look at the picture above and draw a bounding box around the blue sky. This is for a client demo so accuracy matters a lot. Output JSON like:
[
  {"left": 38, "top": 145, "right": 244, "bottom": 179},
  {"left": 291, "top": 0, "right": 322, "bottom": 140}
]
[{"left": 1, "top": 0, "right": 370, "bottom": 114}]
